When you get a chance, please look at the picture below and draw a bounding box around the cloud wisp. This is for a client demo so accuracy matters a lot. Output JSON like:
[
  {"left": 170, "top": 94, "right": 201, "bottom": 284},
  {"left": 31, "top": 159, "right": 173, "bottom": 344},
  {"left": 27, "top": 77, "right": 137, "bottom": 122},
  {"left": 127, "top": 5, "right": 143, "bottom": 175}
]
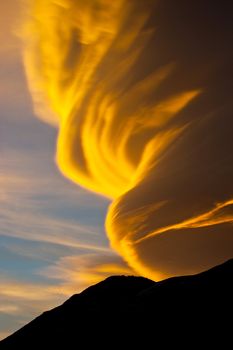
[{"left": 20, "top": 0, "right": 233, "bottom": 279}]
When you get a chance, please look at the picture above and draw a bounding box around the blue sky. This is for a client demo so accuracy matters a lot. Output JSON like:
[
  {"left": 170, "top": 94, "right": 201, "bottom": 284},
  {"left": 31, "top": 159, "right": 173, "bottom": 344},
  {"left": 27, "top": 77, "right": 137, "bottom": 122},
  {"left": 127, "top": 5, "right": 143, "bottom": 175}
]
[{"left": 0, "top": 1, "right": 131, "bottom": 339}]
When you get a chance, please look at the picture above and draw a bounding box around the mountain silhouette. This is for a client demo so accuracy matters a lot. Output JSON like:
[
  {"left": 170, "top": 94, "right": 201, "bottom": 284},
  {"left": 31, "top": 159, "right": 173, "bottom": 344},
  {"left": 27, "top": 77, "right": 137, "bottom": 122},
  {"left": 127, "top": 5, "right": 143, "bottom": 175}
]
[{"left": 1, "top": 259, "right": 232, "bottom": 348}]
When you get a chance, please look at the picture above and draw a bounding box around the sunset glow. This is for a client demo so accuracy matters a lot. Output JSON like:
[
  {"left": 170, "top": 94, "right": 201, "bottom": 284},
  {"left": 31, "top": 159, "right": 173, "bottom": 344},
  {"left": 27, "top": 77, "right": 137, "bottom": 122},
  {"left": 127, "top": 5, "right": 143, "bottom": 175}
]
[{"left": 20, "top": 0, "right": 233, "bottom": 280}]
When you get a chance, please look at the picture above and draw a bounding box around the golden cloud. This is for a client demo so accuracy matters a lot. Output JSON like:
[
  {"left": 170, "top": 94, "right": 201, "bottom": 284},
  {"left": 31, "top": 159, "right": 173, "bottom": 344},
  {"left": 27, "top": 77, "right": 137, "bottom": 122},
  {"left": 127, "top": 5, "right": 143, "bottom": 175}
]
[{"left": 20, "top": 0, "right": 233, "bottom": 279}]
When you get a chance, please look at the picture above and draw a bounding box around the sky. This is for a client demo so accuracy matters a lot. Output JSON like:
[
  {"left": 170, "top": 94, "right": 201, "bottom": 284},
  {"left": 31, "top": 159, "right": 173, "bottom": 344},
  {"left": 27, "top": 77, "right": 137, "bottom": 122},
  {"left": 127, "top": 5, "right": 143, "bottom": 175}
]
[
  {"left": 0, "top": 0, "right": 131, "bottom": 339},
  {"left": 1, "top": 0, "right": 233, "bottom": 340}
]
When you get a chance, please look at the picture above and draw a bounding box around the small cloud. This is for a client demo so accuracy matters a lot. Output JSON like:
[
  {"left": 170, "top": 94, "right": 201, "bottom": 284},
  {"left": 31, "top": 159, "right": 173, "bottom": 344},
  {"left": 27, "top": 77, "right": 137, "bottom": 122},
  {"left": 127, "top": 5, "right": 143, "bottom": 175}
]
[{"left": 0, "top": 305, "right": 21, "bottom": 316}]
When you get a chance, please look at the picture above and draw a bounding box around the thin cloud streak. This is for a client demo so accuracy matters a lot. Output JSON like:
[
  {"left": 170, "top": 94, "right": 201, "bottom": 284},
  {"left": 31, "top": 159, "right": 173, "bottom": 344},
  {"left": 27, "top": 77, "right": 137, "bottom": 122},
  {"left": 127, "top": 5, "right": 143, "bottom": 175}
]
[
  {"left": 0, "top": 205, "right": 110, "bottom": 252},
  {"left": 0, "top": 152, "right": 110, "bottom": 252}
]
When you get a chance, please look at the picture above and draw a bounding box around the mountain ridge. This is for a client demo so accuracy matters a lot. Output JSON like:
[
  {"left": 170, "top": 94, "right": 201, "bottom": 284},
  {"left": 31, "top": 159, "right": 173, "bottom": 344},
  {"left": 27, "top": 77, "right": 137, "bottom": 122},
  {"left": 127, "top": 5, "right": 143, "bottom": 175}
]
[{"left": 1, "top": 259, "right": 232, "bottom": 348}]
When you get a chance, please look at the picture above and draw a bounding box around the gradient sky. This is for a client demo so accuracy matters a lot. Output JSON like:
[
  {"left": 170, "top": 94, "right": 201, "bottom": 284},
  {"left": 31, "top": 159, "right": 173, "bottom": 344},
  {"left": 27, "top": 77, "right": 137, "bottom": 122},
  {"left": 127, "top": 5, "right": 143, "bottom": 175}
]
[
  {"left": 0, "top": 1, "right": 132, "bottom": 339},
  {"left": 1, "top": 0, "right": 233, "bottom": 340}
]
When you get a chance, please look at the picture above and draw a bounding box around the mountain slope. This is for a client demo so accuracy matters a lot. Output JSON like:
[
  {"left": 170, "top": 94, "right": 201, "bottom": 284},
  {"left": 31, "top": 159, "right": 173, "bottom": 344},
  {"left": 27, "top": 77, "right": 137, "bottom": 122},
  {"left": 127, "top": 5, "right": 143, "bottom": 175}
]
[{"left": 1, "top": 259, "right": 232, "bottom": 348}]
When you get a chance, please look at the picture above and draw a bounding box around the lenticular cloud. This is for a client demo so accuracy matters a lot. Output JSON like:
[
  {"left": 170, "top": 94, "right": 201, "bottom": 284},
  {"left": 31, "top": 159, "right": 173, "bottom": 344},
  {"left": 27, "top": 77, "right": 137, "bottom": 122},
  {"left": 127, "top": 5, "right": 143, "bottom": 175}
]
[{"left": 21, "top": 0, "right": 233, "bottom": 280}]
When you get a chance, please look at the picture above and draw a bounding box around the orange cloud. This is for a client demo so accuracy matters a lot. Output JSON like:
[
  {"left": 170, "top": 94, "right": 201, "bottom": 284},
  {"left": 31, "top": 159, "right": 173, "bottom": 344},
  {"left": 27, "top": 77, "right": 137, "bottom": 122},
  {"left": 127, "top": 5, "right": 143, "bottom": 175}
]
[
  {"left": 40, "top": 253, "right": 133, "bottom": 294},
  {"left": 20, "top": 0, "right": 233, "bottom": 279}
]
